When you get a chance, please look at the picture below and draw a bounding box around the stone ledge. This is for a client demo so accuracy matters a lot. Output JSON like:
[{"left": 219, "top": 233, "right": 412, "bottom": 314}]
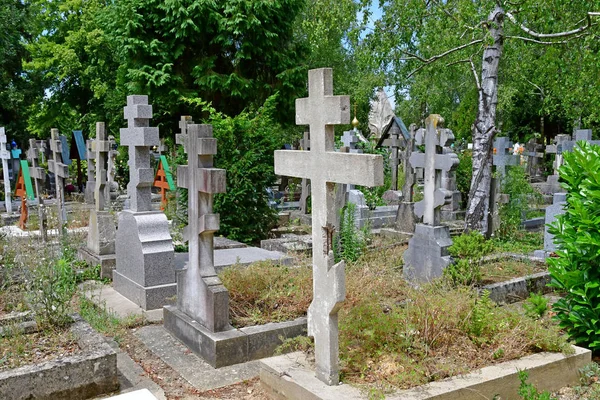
[
  {"left": 0, "top": 314, "right": 118, "bottom": 400},
  {"left": 260, "top": 346, "right": 591, "bottom": 400},
  {"left": 480, "top": 271, "right": 551, "bottom": 305},
  {"left": 112, "top": 271, "right": 176, "bottom": 311},
  {"left": 164, "top": 305, "right": 307, "bottom": 369},
  {"left": 78, "top": 246, "right": 116, "bottom": 279}
]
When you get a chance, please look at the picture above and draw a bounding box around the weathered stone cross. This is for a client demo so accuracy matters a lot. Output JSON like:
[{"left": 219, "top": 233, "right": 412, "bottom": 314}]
[
  {"left": 176, "top": 124, "right": 228, "bottom": 332},
  {"left": 93, "top": 122, "right": 110, "bottom": 211},
  {"left": 274, "top": 68, "right": 383, "bottom": 385},
  {"left": 0, "top": 128, "right": 12, "bottom": 214},
  {"left": 492, "top": 136, "right": 519, "bottom": 179},
  {"left": 120, "top": 95, "right": 159, "bottom": 212},
  {"left": 340, "top": 129, "right": 361, "bottom": 154},
  {"left": 176, "top": 116, "right": 194, "bottom": 152},
  {"left": 48, "top": 128, "right": 70, "bottom": 232},
  {"left": 409, "top": 116, "right": 458, "bottom": 226}
]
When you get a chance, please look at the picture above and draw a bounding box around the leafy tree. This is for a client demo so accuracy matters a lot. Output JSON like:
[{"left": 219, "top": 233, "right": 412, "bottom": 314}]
[{"left": 367, "top": 0, "right": 600, "bottom": 232}]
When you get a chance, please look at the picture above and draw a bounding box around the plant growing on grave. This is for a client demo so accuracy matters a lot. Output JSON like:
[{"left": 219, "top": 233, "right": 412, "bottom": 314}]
[
  {"left": 456, "top": 150, "right": 472, "bottom": 209},
  {"left": 334, "top": 202, "right": 370, "bottom": 263},
  {"left": 517, "top": 370, "right": 556, "bottom": 400},
  {"left": 523, "top": 293, "right": 549, "bottom": 319},
  {"left": 356, "top": 140, "right": 391, "bottom": 210},
  {"left": 548, "top": 141, "right": 600, "bottom": 351},
  {"left": 497, "top": 165, "right": 542, "bottom": 239},
  {"left": 444, "top": 231, "right": 493, "bottom": 286}
]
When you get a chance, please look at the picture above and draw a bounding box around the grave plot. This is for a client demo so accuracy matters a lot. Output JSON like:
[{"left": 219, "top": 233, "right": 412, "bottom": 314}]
[{"left": 0, "top": 232, "right": 118, "bottom": 400}]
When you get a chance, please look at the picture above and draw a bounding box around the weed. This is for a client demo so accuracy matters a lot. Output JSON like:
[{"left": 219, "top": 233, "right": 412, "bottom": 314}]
[
  {"left": 445, "top": 231, "right": 493, "bottom": 286},
  {"left": 77, "top": 295, "right": 142, "bottom": 344},
  {"left": 275, "top": 335, "right": 313, "bottom": 355},
  {"left": 334, "top": 202, "right": 370, "bottom": 263},
  {"left": 498, "top": 166, "right": 542, "bottom": 239},
  {"left": 517, "top": 370, "right": 556, "bottom": 400},
  {"left": 523, "top": 293, "right": 548, "bottom": 319}
]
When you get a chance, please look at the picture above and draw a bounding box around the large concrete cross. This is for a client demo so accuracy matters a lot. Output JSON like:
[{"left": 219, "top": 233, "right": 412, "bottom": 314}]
[
  {"left": 492, "top": 137, "right": 519, "bottom": 178},
  {"left": 0, "top": 128, "right": 12, "bottom": 214},
  {"left": 93, "top": 122, "right": 110, "bottom": 211},
  {"left": 176, "top": 124, "right": 228, "bottom": 332},
  {"left": 274, "top": 68, "right": 383, "bottom": 385},
  {"left": 48, "top": 128, "right": 70, "bottom": 232},
  {"left": 409, "top": 116, "right": 458, "bottom": 226},
  {"left": 120, "top": 95, "right": 159, "bottom": 212}
]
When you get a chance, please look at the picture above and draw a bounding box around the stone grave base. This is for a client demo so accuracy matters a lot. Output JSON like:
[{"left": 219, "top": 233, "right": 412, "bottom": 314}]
[
  {"left": 440, "top": 209, "right": 465, "bottom": 221},
  {"left": 403, "top": 224, "right": 453, "bottom": 282},
  {"left": 0, "top": 213, "right": 20, "bottom": 226},
  {"left": 78, "top": 246, "right": 116, "bottom": 279},
  {"left": 112, "top": 271, "right": 176, "bottom": 311},
  {"left": 260, "top": 347, "right": 590, "bottom": 400},
  {"left": 163, "top": 305, "right": 306, "bottom": 369}
]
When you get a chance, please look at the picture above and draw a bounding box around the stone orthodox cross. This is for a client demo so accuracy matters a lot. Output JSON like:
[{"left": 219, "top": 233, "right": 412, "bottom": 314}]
[
  {"left": 340, "top": 129, "right": 361, "bottom": 154},
  {"left": 176, "top": 124, "right": 228, "bottom": 332},
  {"left": 274, "top": 68, "right": 383, "bottom": 385},
  {"left": 93, "top": 122, "right": 110, "bottom": 211},
  {"left": 492, "top": 137, "right": 519, "bottom": 179},
  {"left": 409, "top": 116, "right": 458, "bottom": 226},
  {"left": 0, "top": 128, "right": 12, "bottom": 214},
  {"left": 120, "top": 96, "right": 159, "bottom": 212},
  {"left": 48, "top": 128, "right": 70, "bottom": 233}
]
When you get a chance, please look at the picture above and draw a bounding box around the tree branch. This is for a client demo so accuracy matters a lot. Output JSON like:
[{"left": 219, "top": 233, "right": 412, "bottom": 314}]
[
  {"left": 505, "top": 32, "right": 588, "bottom": 45},
  {"left": 506, "top": 11, "right": 597, "bottom": 38},
  {"left": 446, "top": 58, "right": 482, "bottom": 90},
  {"left": 403, "top": 39, "right": 483, "bottom": 78}
]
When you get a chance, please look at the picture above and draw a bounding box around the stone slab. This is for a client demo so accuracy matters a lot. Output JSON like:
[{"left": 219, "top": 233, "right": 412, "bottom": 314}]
[
  {"left": 260, "top": 346, "right": 590, "bottom": 400},
  {"left": 0, "top": 315, "right": 118, "bottom": 400},
  {"left": 174, "top": 247, "right": 293, "bottom": 273},
  {"left": 78, "top": 246, "right": 116, "bottom": 280},
  {"left": 163, "top": 305, "right": 307, "bottom": 369},
  {"left": 0, "top": 225, "right": 88, "bottom": 238},
  {"left": 135, "top": 325, "right": 261, "bottom": 391},
  {"left": 214, "top": 236, "right": 247, "bottom": 250},
  {"left": 261, "top": 235, "right": 312, "bottom": 254},
  {"left": 112, "top": 270, "right": 176, "bottom": 311}
]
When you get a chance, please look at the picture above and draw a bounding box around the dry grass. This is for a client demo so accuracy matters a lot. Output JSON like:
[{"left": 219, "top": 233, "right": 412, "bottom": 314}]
[{"left": 480, "top": 259, "right": 546, "bottom": 284}]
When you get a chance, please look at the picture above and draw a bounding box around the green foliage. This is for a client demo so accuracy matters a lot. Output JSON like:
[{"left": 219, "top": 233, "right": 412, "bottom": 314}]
[
  {"left": 468, "top": 290, "right": 496, "bottom": 340},
  {"left": 548, "top": 141, "right": 600, "bottom": 351},
  {"left": 334, "top": 202, "right": 370, "bottom": 263},
  {"left": 356, "top": 140, "right": 391, "bottom": 209},
  {"left": 523, "top": 293, "right": 549, "bottom": 319},
  {"left": 517, "top": 370, "right": 556, "bottom": 400},
  {"left": 27, "top": 257, "right": 77, "bottom": 329},
  {"left": 498, "top": 166, "right": 541, "bottom": 239},
  {"left": 445, "top": 231, "right": 493, "bottom": 286},
  {"left": 181, "top": 96, "right": 283, "bottom": 244},
  {"left": 456, "top": 150, "right": 473, "bottom": 209},
  {"left": 275, "top": 335, "right": 314, "bottom": 355}
]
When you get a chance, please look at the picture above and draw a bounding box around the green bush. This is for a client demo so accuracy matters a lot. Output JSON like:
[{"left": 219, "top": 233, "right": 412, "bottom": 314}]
[
  {"left": 445, "top": 231, "right": 493, "bottom": 286},
  {"left": 356, "top": 140, "right": 391, "bottom": 210},
  {"left": 548, "top": 141, "right": 600, "bottom": 351},
  {"left": 456, "top": 150, "right": 472, "bottom": 209},
  {"left": 334, "top": 202, "right": 369, "bottom": 263},
  {"left": 498, "top": 165, "right": 542, "bottom": 239}
]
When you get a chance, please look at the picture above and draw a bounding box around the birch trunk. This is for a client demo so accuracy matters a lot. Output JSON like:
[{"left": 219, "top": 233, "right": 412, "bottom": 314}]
[{"left": 465, "top": 6, "right": 504, "bottom": 233}]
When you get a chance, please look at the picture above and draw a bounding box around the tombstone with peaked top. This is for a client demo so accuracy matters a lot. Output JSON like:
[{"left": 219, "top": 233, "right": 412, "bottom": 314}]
[
  {"left": 273, "top": 68, "right": 383, "bottom": 385},
  {"left": 85, "top": 139, "right": 96, "bottom": 204},
  {"left": 79, "top": 123, "right": 117, "bottom": 277},
  {"left": 48, "top": 129, "right": 69, "bottom": 235},
  {"left": 492, "top": 137, "right": 519, "bottom": 180},
  {"left": 28, "top": 139, "right": 48, "bottom": 241},
  {"left": 113, "top": 95, "right": 175, "bottom": 309},
  {"left": 403, "top": 115, "right": 458, "bottom": 282},
  {"left": 0, "top": 128, "right": 12, "bottom": 215}
]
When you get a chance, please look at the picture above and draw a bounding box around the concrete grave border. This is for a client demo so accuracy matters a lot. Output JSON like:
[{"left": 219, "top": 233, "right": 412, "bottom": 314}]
[
  {"left": 260, "top": 346, "right": 591, "bottom": 400},
  {"left": 0, "top": 314, "right": 118, "bottom": 400}
]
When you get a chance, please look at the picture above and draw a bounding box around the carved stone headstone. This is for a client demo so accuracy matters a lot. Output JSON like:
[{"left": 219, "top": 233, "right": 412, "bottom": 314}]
[
  {"left": 368, "top": 89, "right": 394, "bottom": 139},
  {"left": 0, "top": 128, "right": 12, "bottom": 215},
  {"left": 403, "top": 115, "right": 458, "bottom": 282},
  {"left": 113, "top": 95, "right": 176, "bottom": 309},
  {"left": 273, "top": 68, "right": 383, "bottom": 385},
  {"left": 48, "top": 129, "right": 69, "bottom": 235}
]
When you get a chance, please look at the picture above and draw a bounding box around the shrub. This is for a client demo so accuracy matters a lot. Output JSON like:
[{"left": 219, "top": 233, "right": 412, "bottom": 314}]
[
  {"left": 456, "top": 150, "right": 472, "bottom": 209},
  {"left": 334, "top": 202, "right": 369, "bottom": 263},
  {"left": 445, "top": 231, "right": 493, "bottom": 286},
  {"left": 498, "top": 165, "right": 542, "bottom": 239},
  {"left": 548, "top": 141, "right": 600, "bottom": 351}
]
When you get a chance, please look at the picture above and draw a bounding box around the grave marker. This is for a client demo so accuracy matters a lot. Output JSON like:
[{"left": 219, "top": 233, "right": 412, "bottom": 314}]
[
  {"left": 85, "top": 139, "right": 96, "bottom": 204},
  {"left": 299, "top": 129, "right": 311, "bottom": 214},
  {"left": 492, "top": 137, "right": 519, "bottom": 179},
  {"left": 274, "top": 68, "right": 383, "bottom": 385},
  {"left": 14, "top": 160, "right": 34, "bottom": 229},
  {"left": 153, "top": 155, "right": 175, "bottom": 211},
  {"left": 394, "top": 124, "right": 418, "bottom": 234},
  {"left": 0, "top": 128, "right": 12, "bottom": 214},
  {"left": 48, "top": 128, "right": 69, "bottom": 235},
  {"left": 28, "top": 139, "right": 48, "bottom": 241},
  {"left": 113, "top": 95, "right": 176, "bottom": 309},
  {"left": 403, "top": 115, "right": 458, "bottom": 282}
]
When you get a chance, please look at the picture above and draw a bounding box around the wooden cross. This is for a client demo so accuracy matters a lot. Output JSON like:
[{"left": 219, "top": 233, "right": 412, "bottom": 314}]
[
  {"left": 409, "top": 115, "right": 458, "bottom": 226},
  {"left": 0, "top": 127, "right": 12, "bottom": 214},
  {"left": 153, "top": 156, "right": 175, "bottom": 211},
  {"left": 48, "top": 128, "right": 70, "bottom": 233},
  {"left": 177, "top": 124, "right": 228, "bottom": 332},
  {"left": 14, "top": 160, "right": 34, "bottom": 230},
  {"left": 274, "top": 68, "right": 383, "bottom": 385},
  {"left": 28, "top": 139, "right": 48, "bottom": 241}
]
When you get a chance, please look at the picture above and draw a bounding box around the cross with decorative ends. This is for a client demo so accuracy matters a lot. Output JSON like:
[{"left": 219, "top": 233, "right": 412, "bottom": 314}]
[
  {"left": 177, "top": 124, "right": 228, "bottom": 332},
  {"left": 0, "top": 128, "right": 12, "bottom": 214},
  {"left": 176, "top": 116, "right": 194, "bottom": 153},
  {"left": 48, "top": 128, "right": 70, "bottom": 233},
  {"left": 409, "top": 115, "right": 459, "bottom": 226},
  {"left": 274, "top": 68, "right": 384, "bottom": 385},
  {"left": 93, "top": 122, "right": 110, "bottom": 211},
  {"left": 120, "top": 95, "right": 159, "bottom": 212}
]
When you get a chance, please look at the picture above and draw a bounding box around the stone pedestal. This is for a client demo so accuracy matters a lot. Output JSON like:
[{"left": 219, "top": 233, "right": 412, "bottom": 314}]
[
  {"left": 113, "top": 210, "right": 176, "bottom": 310},
  {"left": 78, "top": 210, "right": 116, "bottom": 278},
  {"left": 403, "top": 224, "right": 453, "bottom": 282}
]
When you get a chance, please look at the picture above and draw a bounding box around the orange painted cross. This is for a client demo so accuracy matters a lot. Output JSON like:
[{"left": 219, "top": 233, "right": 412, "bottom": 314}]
[
  {"left": 14, "top": 160, "right": 35, "bottom": 230},
  {"left": 153, "top": 155, "right": 175, "bottom": 211}
]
